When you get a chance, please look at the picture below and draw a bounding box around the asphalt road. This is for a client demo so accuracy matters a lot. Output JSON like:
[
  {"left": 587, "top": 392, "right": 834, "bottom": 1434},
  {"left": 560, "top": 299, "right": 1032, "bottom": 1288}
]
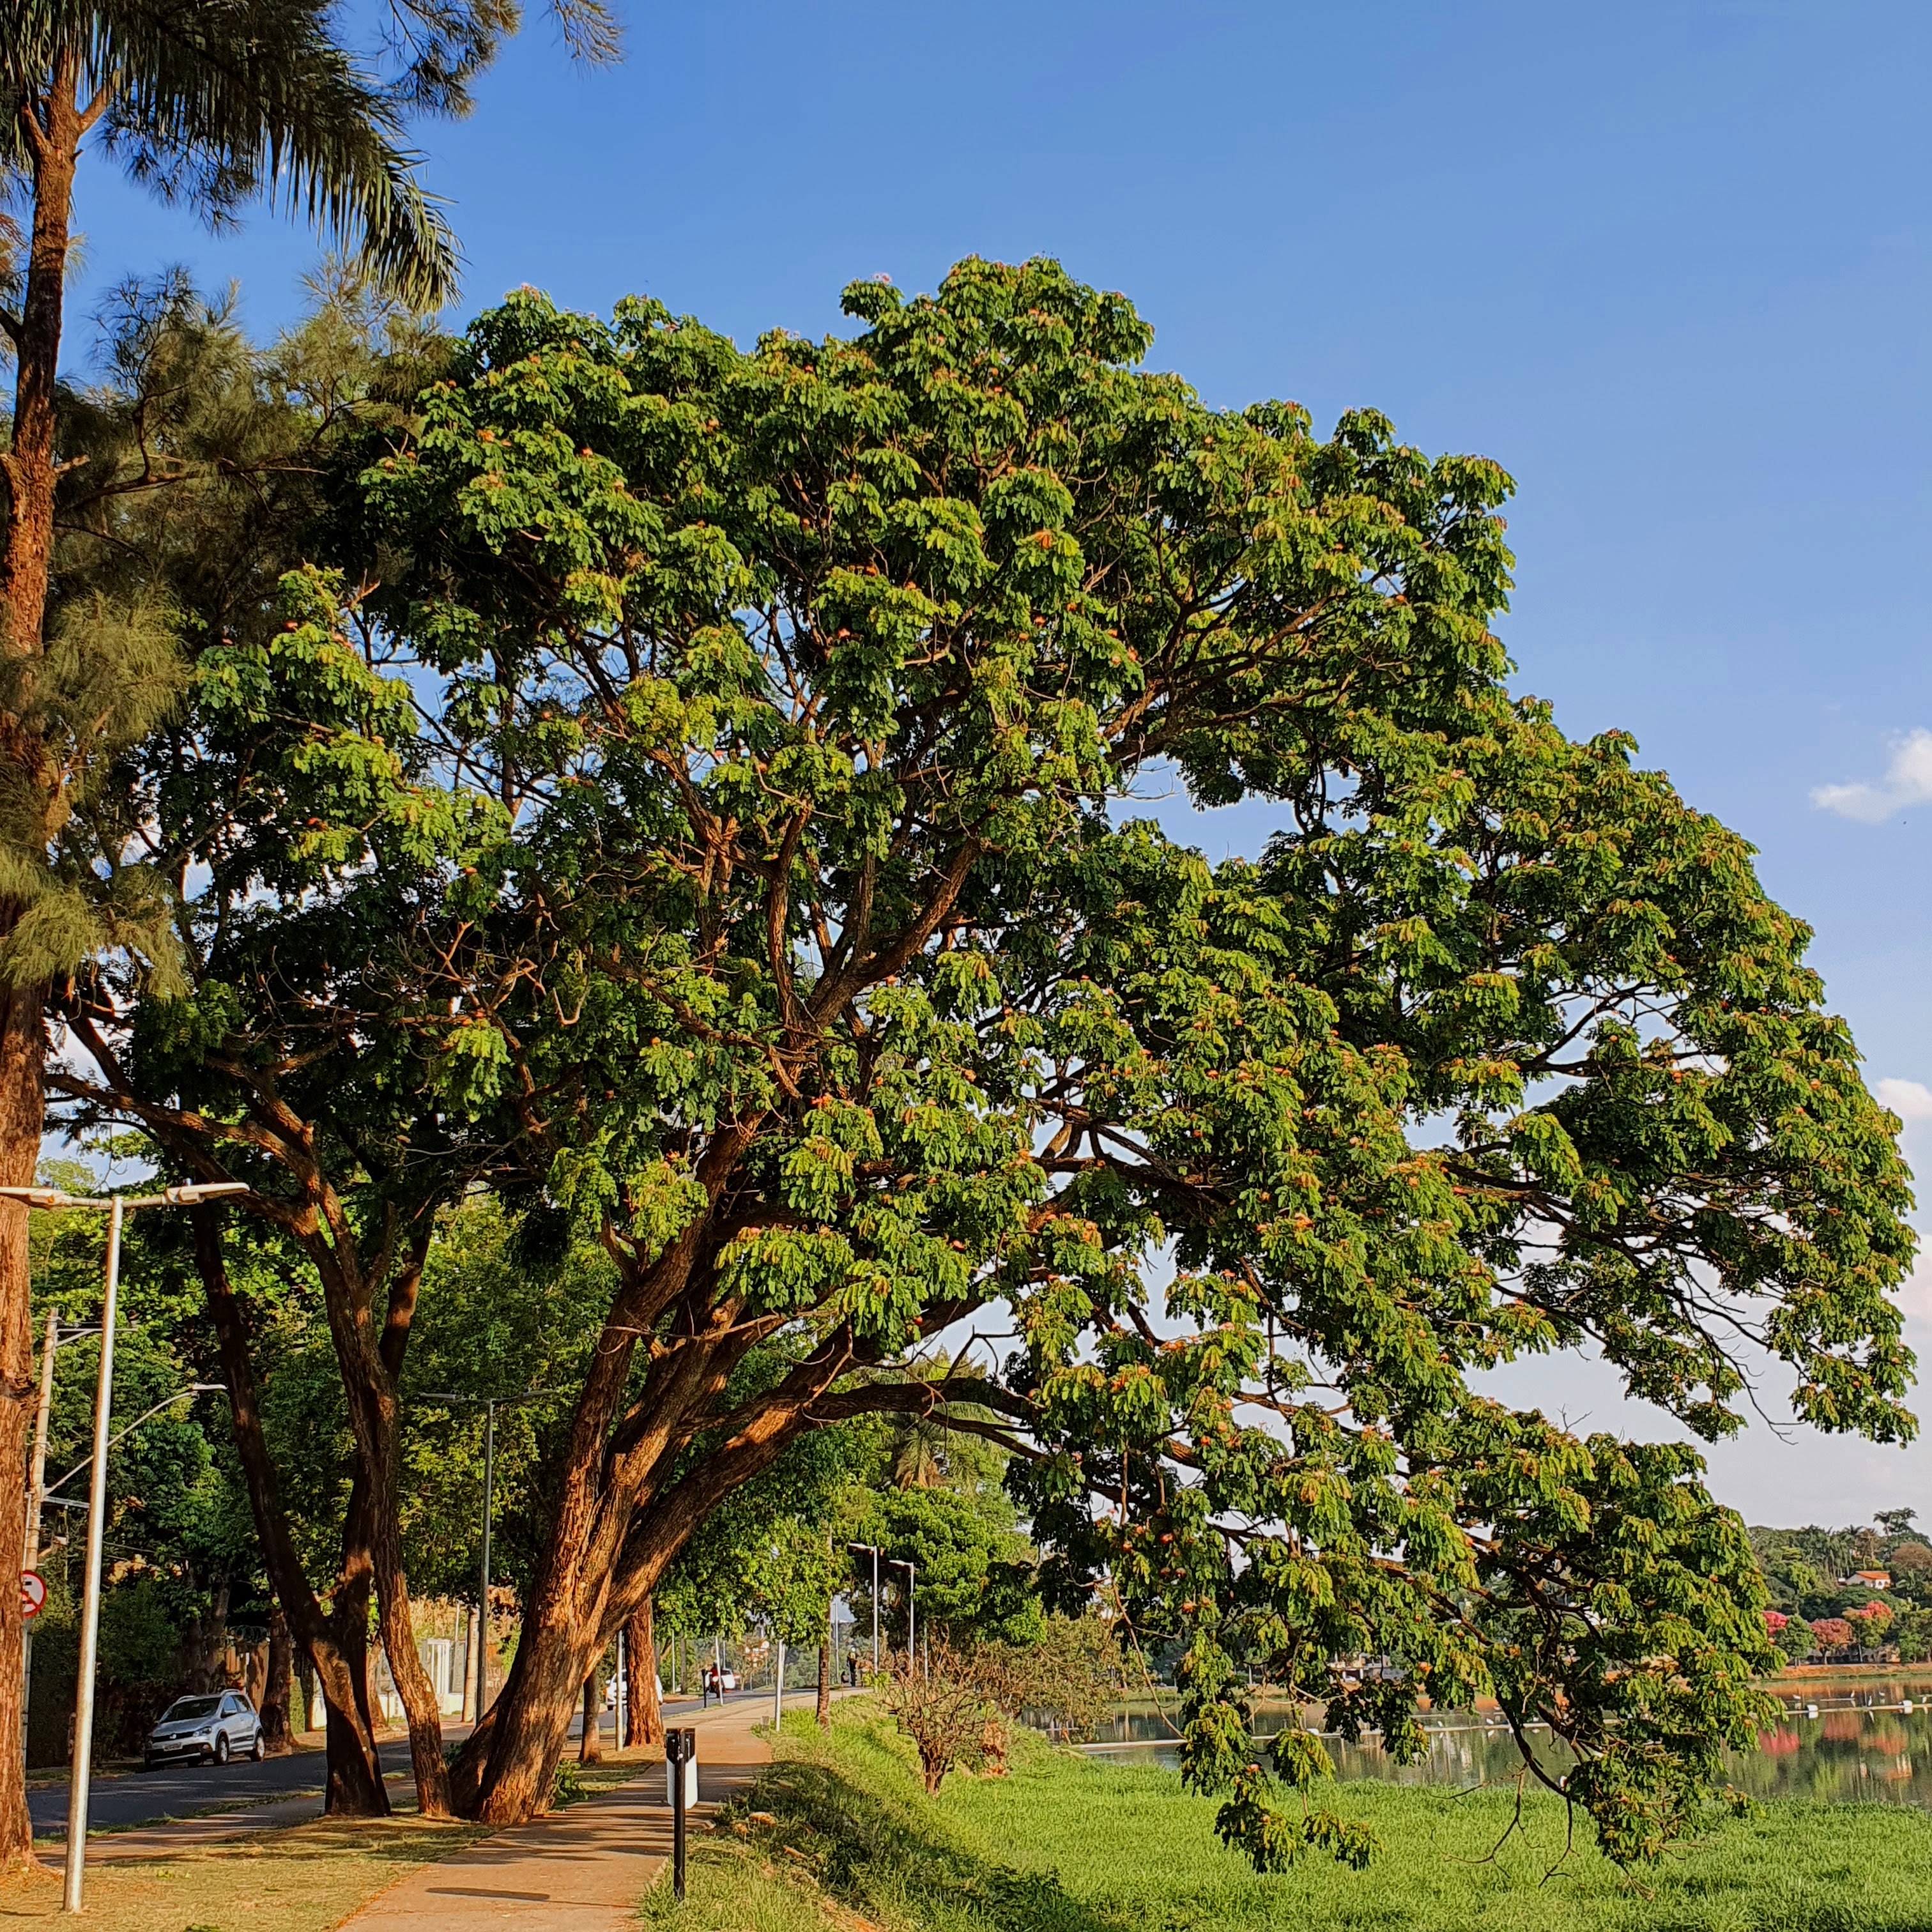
[
  {"left": 29, "top": 1734, "right": 421, "bottom": 1836},
  {"left": 30, "top": 1687, "right": 774, "bottom": 1837}
]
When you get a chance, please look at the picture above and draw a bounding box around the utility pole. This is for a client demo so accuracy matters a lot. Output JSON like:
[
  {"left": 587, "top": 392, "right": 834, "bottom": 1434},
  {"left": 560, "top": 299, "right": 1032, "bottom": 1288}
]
[
  {"left": 477, "top": 1400, "right": 494, "bottom": 1720},
  {"left": 421, "top": 1386, "right": 554, "bottom": 1724},
  {"left": 0, "top": 1177, "right": 245, "bottom": 1916},
  {"left": 847, "top": 1542, "right": 880, "bottom": 1675}
]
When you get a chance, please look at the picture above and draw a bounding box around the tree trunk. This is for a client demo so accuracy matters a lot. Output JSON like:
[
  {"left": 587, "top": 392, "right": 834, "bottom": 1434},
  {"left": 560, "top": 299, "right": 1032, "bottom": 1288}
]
[
  {"left": 0, "top": 54, "right": 87, "bottom": 661},
  {"left": 192, "top": 1208, "right": 390, "bottom": 1814},
  {"left": 0, "top": 983, "right": 40, "bottom": 1867},
  {"left": 473, "top": 1603, "right": 604, "bottom": 1824},
  {"left": 626, "top": 1600, "right": 662, "bottom": 1749},
  {"left": 304, "top": 1234, "right": 452, "bottom": 1818},
  {"left": 469, "top": 1351, "right": 838, "bottom": 1822},
  {"left": 367, "top": 1512, "right": 451, "bottom": 1815},
  {"left": 323, "top": 1551, "right": 388, "bottom": 1816},
  {"left": 261, "top": 1604, "right": 295, "bottom": 1756},
  {"left": 578, "top": 1670, "right": 602, "bottom": 1764},
  {"left": 817, "top": 1639, "right": 831, "bottom": 1728}
]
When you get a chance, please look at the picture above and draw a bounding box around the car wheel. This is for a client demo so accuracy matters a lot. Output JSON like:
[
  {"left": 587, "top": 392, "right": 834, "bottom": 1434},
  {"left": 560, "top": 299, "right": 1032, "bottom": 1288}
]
[
  {"left": 213, "top": 1734, "right": 230, "bottom": 1765},
  {"left": 249, "top": 1732, "right": 264, "bottom": 1761}
]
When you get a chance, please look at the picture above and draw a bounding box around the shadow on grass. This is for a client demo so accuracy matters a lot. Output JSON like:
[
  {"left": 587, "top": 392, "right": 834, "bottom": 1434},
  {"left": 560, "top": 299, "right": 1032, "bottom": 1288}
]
[{"left": 645, "top": 1746, "right": 1130, "bottom": 1932}]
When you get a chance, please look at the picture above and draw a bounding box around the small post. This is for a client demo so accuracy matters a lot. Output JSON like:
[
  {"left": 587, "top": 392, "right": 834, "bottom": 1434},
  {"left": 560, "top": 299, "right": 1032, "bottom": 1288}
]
[
  {"left": 666, "top": 1726, "right": 695, "bottom": 1901},
  {"left": 771, "top": 1638, "right": 785, "bottom": 1733}
]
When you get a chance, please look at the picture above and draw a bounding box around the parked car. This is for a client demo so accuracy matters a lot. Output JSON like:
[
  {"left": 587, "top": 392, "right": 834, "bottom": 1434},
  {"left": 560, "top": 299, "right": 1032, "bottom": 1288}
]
[{"left": 144, "top": 1690, "right": 263, "bottom": 1769}]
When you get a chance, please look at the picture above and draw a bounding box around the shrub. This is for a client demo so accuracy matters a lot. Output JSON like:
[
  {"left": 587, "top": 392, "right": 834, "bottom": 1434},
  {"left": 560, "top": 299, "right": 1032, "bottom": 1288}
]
[
  {"left": 880, "top": 1643, "right": 1006, "bottom": 1795},
  {"left": 977, "top": 1614, "right": 1133, "bottom": 1743}
]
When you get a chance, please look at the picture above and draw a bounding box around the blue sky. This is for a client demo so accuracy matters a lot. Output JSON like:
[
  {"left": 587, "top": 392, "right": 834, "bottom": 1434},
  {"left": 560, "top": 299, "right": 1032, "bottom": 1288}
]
[{"left": 75, "top": 0, "right": 1932, "bottom": 1524}]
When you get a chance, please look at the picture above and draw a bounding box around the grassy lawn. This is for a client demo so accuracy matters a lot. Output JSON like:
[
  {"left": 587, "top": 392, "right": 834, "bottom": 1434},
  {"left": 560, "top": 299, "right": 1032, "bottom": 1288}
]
[
  {"left": 648, "top": 1703, "right": 1932, "bottom": 1932},
  {"left": 0, "top": 1814, "right": 485, "bottom": 1930}
]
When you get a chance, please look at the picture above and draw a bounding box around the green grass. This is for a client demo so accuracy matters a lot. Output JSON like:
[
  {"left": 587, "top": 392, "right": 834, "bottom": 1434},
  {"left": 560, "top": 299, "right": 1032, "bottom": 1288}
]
[{"left": 641, "top": 1702, "right": 1932, "bottom": 1932}]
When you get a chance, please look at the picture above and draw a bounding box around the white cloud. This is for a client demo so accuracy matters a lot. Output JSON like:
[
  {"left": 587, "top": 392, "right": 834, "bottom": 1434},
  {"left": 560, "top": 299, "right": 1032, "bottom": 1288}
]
[
  {"left": 1876, "top": 1077, "right": 1932, "bottom": 1123},
  {"left": 1812, "top": 728, "right": 1932, "bottom": 822}
]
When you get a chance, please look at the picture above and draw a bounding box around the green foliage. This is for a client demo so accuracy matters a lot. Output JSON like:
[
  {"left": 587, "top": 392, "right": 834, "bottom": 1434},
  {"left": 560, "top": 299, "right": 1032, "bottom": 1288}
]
[
  {"left": 96, "top": 1575, "right": 182, "bottom": 1692},
  {"left": 977, "top": 1613, "right": 1132, "bottom": 1741},
  {"left": 1776, "top": 1615, "right": 1815, "bottom": 1660},
  {"left": 659, "top": 1703, "right": 1932, "bottom": 1932},
  {"left": 82, "top": 254, "right": 1919, "bottom": 1860},
  {"left": 857, "top": 1485, "right": 1040, "bottom": 1648}
]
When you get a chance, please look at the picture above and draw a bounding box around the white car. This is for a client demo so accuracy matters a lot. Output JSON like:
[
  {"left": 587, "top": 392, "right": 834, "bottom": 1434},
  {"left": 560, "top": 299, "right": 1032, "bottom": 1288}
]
[{"left": 145, "top": 1690, "right": 263, "bottom": 1768}]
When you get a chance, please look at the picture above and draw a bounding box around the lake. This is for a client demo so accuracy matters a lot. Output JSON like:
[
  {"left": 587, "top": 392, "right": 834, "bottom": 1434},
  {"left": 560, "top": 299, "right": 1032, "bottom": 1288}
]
[{"left": 1075, "top": 1678, "right": 1932, "bottom": 1807}]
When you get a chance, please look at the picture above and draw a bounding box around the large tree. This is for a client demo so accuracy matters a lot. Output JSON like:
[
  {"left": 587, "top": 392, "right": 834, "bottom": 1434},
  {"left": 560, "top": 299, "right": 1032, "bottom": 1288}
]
[
  {"left": 0, "top": 3, "right": 616, "bottom": 1853},
  {"left": 75, "top": 256, "right": 1915, "bottom": 1859},
  {"left": 321, "top": 255, "right": 1906, "bottom": 1839}
]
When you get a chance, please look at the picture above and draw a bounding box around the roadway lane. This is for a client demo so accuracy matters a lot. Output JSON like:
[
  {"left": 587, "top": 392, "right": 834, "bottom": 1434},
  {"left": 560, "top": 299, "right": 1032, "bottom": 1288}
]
[
  {"left": 31, "top": 1689, "right": 774, "bottom": 1837},
  {"left": 29, "top": 1734, "right": 422, "bottom": 1836}
]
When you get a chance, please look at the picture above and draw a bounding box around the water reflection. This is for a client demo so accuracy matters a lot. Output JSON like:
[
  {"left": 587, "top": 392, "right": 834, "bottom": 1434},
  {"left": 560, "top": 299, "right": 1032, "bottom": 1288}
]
[{"left": 1074, "top": 1681, "right": 1932, "bottom": 1809}]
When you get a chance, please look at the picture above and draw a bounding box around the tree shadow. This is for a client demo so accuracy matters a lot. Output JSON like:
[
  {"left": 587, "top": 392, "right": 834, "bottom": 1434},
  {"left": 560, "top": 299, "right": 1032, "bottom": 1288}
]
[{"left": 732, "top": 1752, "right": 1133, "bottom": 1932}]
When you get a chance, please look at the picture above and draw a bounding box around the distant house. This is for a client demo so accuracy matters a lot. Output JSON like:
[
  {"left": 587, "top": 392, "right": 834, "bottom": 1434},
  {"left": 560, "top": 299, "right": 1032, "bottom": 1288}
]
[{"left": 1847, "top": 1569, "right": 1893, "bottom": 1591}]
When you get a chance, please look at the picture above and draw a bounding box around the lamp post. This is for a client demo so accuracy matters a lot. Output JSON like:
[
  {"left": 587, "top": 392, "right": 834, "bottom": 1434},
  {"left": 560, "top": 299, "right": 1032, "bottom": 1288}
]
[
  {"left": 847, "top": 1542, "right": 879, "bottom": 1675},
  {"left": 0, "top": 1177, "right": 246, "bottom": 1915},
  {"left": 421, "top": 1388, "right": 553, "bottom": 1722},
  {"left": 887, "top": 1558, "right": 916, "bottom": 1676}
]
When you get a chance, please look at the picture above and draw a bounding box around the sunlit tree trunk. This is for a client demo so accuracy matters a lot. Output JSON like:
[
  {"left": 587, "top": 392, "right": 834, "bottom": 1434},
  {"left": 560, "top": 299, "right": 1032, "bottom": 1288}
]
[{"left": 626, "top": 1600, "right": 662, "bottom": 1749}]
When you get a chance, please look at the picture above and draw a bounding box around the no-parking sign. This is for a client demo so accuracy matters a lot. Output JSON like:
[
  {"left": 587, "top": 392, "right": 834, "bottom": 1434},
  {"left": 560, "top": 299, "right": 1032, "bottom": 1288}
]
[{"left": 20, "top": 1571, "right": 44, "bottom": 1621}]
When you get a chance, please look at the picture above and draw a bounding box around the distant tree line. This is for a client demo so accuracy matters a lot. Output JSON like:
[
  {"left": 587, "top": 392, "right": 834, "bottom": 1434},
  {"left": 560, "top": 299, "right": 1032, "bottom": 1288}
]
[{"left": 1751, "top": 1511, "right": 1932, "bottom": 1662}]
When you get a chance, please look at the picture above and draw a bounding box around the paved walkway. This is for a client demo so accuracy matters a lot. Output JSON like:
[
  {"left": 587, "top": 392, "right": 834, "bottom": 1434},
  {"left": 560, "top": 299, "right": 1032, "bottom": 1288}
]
[{"left": 340, "top": 1696, "right": 779, "bottom": 1930}]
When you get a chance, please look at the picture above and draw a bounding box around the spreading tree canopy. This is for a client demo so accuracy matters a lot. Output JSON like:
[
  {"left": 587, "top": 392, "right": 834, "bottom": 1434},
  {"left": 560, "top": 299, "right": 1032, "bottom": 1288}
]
[{"left": 71, "top": 257, "right": 1915, "bottom": 1849}]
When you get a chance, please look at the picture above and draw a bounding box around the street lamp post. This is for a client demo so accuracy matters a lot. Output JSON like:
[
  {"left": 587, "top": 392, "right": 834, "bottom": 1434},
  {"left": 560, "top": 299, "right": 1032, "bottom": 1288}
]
[
  {"left": 0, "top": 1177, "right": 246, "bottom": 1915},
  {"left": 847, "top": 1542, "right": 879, "bottom": 1675},
  {"left": 887, "top": 1558, "right": 916, "bottom": 1677},
  {"left": 421, "top": 1388, "right": 552, "bottom": 1723}
]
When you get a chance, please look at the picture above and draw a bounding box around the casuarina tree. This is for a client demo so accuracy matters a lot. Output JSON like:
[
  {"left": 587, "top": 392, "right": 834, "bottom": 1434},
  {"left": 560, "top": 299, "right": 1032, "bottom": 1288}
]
[{"left": 0, "top": 0, "right": 615, "bottom": 1853}]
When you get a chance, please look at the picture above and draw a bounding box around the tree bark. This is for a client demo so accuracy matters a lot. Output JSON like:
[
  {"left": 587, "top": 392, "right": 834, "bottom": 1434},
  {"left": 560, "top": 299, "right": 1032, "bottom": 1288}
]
[
  {"left": 0, "top": 54, "right": 90, "bottom": 659},
  {"left": 817, "top": 1639, "right": 831, "bottom": 1728},
  {"left": 192, "top": 1208, "right": 389, "bottom": 1813},
  {"left": 0, "top": 983, "right": 39, "bottom": 1866},
  {"left": 626, "top": 1600, "right": 661, "bottom": 1749},
  {"left": 323, "top": 1529, "right": 387, "bottom": 1817},
  {"left": 305, "top": 1233, "right": 452, "bottom": 1817},
  {"left": 578, "top": 1669, "right": 602, "bottom": 1763},
  {"left": 468, "top": 1322, "right": 875, "bottom": 1821},
  {"left": 261, "top": 1604, "right": 295, "bottom": 1756}
]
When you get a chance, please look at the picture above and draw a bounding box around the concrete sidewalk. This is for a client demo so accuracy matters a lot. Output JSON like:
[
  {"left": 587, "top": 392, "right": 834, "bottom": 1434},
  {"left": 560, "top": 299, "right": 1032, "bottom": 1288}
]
[{"left": 340, "top": 1696, "right": 777, "bottom": 1931}]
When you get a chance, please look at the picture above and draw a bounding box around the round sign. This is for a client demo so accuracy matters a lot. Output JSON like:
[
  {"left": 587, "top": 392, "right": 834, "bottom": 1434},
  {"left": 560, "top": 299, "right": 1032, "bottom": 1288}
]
[{"left": 20, "top": 1571, "right": 44, "bottom": 1622}]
